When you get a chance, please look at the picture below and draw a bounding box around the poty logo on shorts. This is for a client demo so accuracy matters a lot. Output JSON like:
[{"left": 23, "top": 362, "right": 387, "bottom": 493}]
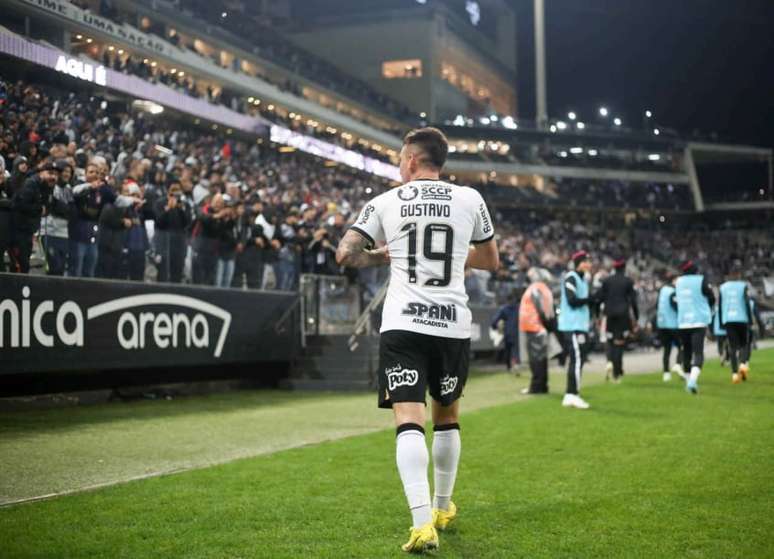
[
  {"left": 440, "top": 375, "right": 458, "bottom": 396},
  {"left": 0, "top": 288, "right": 231, "bottom": 358},
  {"left": 386, "top": 364, "right": 419, "bottom": 391}
]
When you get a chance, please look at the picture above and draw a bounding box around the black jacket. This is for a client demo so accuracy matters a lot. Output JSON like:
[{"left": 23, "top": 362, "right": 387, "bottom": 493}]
[
  {"left": 11, "top": 175, "right": 51, "bottom": 235},
  {"left": 597, "top": 269, "right": 639, "bottom": 319}
]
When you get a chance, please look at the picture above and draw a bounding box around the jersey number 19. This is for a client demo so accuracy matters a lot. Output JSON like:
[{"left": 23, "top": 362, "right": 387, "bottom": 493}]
[{"left": 401, "top": 222, "right": 454, "bottom": 287}]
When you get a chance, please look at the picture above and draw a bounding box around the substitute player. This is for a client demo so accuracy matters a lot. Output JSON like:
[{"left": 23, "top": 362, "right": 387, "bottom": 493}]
[
  {"left": 656, "top": 271, "right": 684, "bottom": 382},
  {"left": 336, "top": 127, "right": 499, "bottom": 553},
  {"left": 718, "top": 266, "right": 753, "bottom": 383},
  {"left": 558, "top": 251, "right": 594, "bottom": 409},
  {"left": 675, "top": 260, "right": 715, "bottom": 394}
]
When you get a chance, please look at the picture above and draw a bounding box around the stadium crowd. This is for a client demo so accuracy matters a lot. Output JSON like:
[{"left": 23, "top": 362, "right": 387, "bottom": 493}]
[
  {"left": 69, "top": 0, "right": 416, "bottom": 133},
  {"left": 0, "top": 79, "right": 389, "bottom": 290},
  {"left": 1, "top": 79, "right": 771, "bottom": 313}
]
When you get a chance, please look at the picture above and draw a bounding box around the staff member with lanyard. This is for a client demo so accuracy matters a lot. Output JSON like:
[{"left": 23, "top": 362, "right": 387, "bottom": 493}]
[
  {"left": 675, "top": 260, "right": 714, "bottom": 394},
  {"left": 558, "top": 251, "right": 593, "bottom": 410}
]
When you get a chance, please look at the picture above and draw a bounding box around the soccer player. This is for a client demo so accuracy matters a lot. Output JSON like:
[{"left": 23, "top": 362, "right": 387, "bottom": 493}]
[
  {"left": 336, "top": 127, "right": 499, "bottom": 553},
  {"left": 558, "top": 251, "right": 593, "bottom": 409},
  {"left": 675, "top": 260, "right": 715, "bottom": 394},
  {"left": 519, "top": 267, "right": 555, "bottom": 394},
  {"left": 719, "top": 266, "right": 753, "bottom": 383},
  {"left": 711, "top": 304, "right": 728, "bottom": 366},
  {"left": 596, "top": 257, "right": 638, "bottom": 383},
  {"left": 656, "top": 271, "right": 684, "bottom": 382}
]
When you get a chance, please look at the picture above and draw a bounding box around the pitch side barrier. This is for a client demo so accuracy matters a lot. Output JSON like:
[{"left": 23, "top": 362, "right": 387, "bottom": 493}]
[{"left": 0, "top": 273, "right": 300, "bottom": 376}]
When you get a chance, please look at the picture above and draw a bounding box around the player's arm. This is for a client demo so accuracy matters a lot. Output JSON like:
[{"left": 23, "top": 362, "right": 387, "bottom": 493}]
[
  {"left": 335, "top": 229, "right": 389, "bottom": 268},
  {"left": 466, "top": 238, "right": 499, "bottom": 271},
  {"left": 468, "top": 192, "right": 498, "bottom": 271}
]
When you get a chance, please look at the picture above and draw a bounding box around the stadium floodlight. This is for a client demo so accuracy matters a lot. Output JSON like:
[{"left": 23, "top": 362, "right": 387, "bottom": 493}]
[
  {"left": 570, "top": 147, "right": 583, "bottom": 154},
  {"left": 490, "top": 114, "right": 499, "bottom": 122},
  {"left": 654, "top": 128, "right": 661, "bottom": 135},
  {"left": 645, "top": 110, "right": 653, "bottom": 118},
  {"left": 502, "top": 116, "right": 518, "bottom": 129},
  {"left": 556, "top": 121, "right": 567, "bottom": 130},
  {"left": 479, "top": 117, "right": 491, "bottom": 125},
  {"left": 576, "top": 122, "right": 586, "bottom": 130},
  {"left": 568, "top": 111, "right": 577, "bottom": 120},
  {"left": 659, "top": 215, "right": 666, "bottom": 223},
  {"left": 76, "top": 34, "right": 83, "bottom": 40},
  {"left": 648, "top": 154, "right": 661, "bottom": 161},
  {"left": 559, "top": 151, "right": 568, "bottom": 158},
  {"left": 453, "top": 115, "right": 465, "bottom": 126},
  {"left": 599, "top": 107, "right": 609, "bottom": 117},
  {"left": 588, "top": 149, "right": 598, "bottom": 156},
  {"left": 549, "top": 124, "right": 557, "bottom": 133},
  {"left": 221, "top": 11, "right": 228, "bottom": 18},
  {"left": 614, "top": 117, "right": 622, "bottom": 126},
  {"left": 420, "top": 112, "right": 427, "bottom": 118}
]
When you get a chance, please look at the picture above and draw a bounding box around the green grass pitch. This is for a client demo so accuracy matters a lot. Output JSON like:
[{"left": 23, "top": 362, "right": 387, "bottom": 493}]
[{"left": 1, "top": 349, "right": 773, "bottom": 558}]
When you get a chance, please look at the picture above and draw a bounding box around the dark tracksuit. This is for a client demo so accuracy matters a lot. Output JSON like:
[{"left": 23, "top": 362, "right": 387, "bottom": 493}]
[
  {"left": 596, "top": 269, "right": 639, "bottom": 379},
  {"left": 718, "top": 284, "right": 752, "bottom": 374},
  {"left": 10, "top": 175, "right": 51, "bottom": 273},
  {"left": 491, "top": 302, "right": 520, "bottom": 370}
]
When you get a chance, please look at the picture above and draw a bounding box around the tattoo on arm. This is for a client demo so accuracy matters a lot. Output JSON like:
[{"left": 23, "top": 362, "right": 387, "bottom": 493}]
[{"left": 336, "top": 230, "right": 388, "bottom": 268}]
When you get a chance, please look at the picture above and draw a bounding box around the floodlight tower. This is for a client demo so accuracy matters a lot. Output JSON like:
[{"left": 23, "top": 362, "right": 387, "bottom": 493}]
[{"left": 534, "top": 0, "right": 548, "bottom": 130}]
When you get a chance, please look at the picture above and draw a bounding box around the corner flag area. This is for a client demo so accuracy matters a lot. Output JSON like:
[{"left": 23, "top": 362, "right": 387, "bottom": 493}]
[{"left": 2, "top": 350, "right": 773, "bottom": 558}]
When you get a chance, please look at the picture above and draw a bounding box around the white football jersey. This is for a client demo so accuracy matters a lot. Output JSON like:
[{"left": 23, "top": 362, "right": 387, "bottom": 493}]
[{"left": 351, "top": 179, "right": 495, "bottom": 339}]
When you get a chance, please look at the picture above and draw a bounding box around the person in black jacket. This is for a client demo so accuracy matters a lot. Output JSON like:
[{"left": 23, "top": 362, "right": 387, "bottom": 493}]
[
  {"left": 154, "top": 182, "right": 190, "bottom": 283},
  {"left": 0, "top": 156, "right": 12, "bottom": 272},
  {"left": 232, "top": 200, "right": 271, "bottom": 289},
  {"left": 214, "top": 197, "right": 238, "bottom": 288},
  {"left": 9, "top": 162, "right": 60, "bottom": 273},
  {"left": 596, "top": 257, "right": 639, "bottom": 382}
]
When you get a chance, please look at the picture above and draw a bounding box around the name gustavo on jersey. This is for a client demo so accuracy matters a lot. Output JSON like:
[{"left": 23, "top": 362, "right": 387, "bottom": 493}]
[{"left": 400, "top": 203, "right": 451, "bottom": 218}]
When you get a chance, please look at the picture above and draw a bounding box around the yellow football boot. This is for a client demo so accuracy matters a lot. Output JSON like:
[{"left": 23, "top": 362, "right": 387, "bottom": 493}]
[
  {"left": 401, "top": 522, "right": 439, "bottom": 554},
  {"left": 739, "top": 363, "right": 749, "bottom": 381},
  {"left": 432, "top": 501, "right": 458, "bottom": 531},
  {"left": 732, "top": 373, "right": 741, "bottom": 384}
]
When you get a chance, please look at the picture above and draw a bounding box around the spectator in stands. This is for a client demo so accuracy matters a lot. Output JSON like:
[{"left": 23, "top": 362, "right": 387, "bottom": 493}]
[
  {"left": 232, "top": 200, "right": 270, "bottom": 289},
  {"left": 275, "top": 207, "right": 301, "bottom": 291},
  {"left": 154, "top": 180, "right": 190, "bottom": 283},
  {"left": 0, "top": 155, "right": 11, "bottom": 272},
  {"left": 71, "top": 161, "right": 116, "bottom": 277},
  {"left": 39, "top": 160, "right": 74, "bottom": 275},
  {"left": 8, "top": 156, "right": 30, "bottom": 197},
  {"left": 9, "top": 160, "right": 61, "bottom": 273},
  {"left": 192, "top": 193, "right": 224, "bottom": 285},
  {"left": 308, "top": 226, "right": 338, "bottom": 275},
  {"left": 215, "top": 196, "right": 239, "bottom": 288}
]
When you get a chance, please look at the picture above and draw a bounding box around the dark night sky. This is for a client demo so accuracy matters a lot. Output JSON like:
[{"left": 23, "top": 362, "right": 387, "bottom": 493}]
[{"left": 511, "top": 0, "right": 774, "bottom": 147}]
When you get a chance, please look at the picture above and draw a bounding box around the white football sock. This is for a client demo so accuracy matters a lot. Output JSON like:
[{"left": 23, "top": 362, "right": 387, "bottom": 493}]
[
  {"left": 432, "top": 426, "right": 461, "bottom": 511},
  {"left": 396, "top": 428, "right": 432, "bottom": 528},
  {"left": 690, "top": 366, "right": 701, "bottom": 382}
]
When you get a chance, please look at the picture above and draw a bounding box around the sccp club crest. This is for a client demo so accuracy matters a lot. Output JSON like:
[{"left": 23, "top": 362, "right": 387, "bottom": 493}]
[{"left": 398, "top": 185, "right": 419, "bottom": 201}]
